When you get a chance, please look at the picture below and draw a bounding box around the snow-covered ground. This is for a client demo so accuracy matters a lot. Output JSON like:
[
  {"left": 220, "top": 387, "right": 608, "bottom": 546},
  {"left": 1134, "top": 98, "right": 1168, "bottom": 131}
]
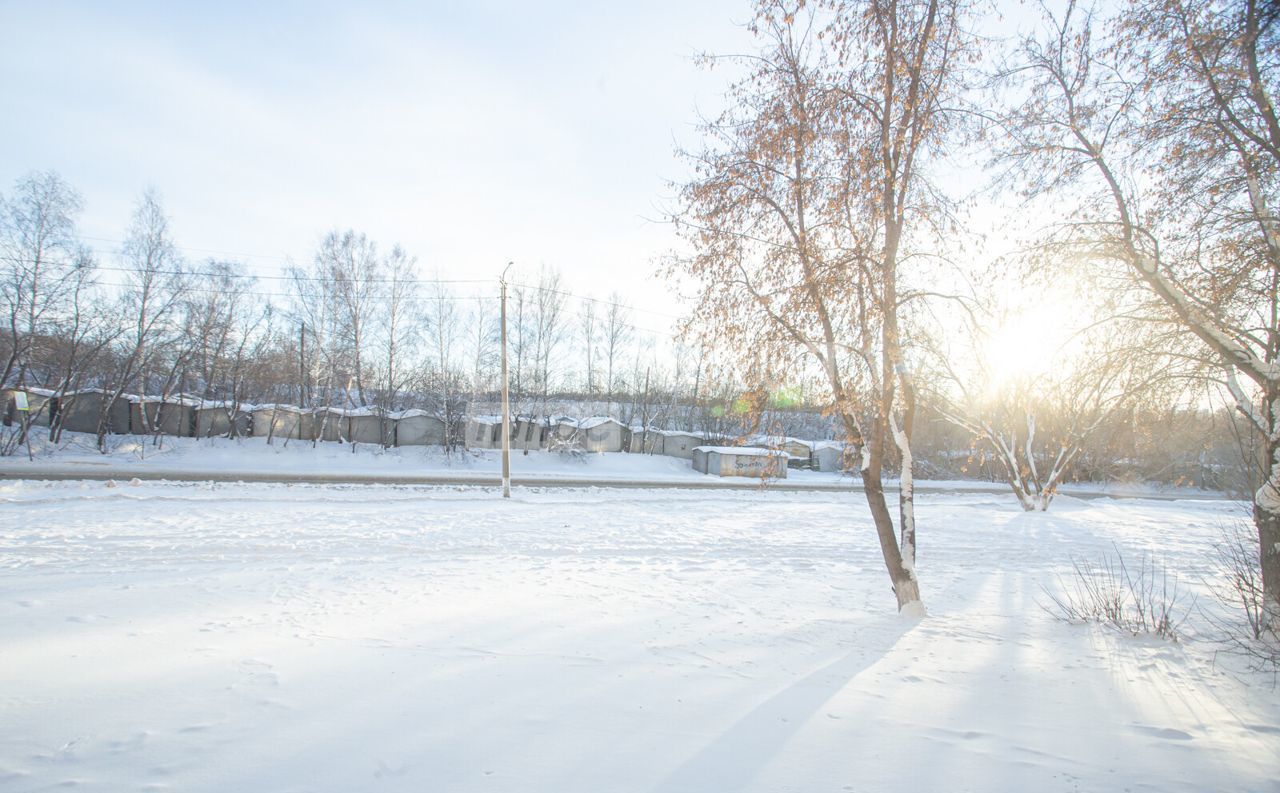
[
  {"left": 0, "top": 480, "right": 1274, "bottom": 791},
  {"left": 0, "top": 429, "right": 703, "bottom": 482}
]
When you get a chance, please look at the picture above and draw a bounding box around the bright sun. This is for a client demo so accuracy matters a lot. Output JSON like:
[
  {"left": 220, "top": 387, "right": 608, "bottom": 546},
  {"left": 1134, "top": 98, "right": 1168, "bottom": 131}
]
[{"left": 978, "top": 294, "right": 1080, "bottom": 395}]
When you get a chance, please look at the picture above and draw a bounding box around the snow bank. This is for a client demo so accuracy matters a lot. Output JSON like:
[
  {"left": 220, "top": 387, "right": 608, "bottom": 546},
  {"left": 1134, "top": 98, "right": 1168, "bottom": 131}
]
[
  {"left": 694, "top": 445, "right": 786, "bottom": 457},
  {"left": 386, "top": 408, "right": 431, "bottom": 419},
  {"left": 576, "top": 416, "right": 622, "bottom": 430}
]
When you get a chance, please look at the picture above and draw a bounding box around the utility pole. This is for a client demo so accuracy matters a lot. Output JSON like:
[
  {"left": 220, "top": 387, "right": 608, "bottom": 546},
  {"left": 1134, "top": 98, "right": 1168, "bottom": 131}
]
[
  {"left": 500, "top": 263, "right": 513, "bottom": 498},
  {"left": 299, "top": 321, "right": 308, "bottom": 406}
]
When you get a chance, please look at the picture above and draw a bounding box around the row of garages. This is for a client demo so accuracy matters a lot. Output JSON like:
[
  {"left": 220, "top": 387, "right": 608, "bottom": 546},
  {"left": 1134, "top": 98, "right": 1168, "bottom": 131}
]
[
  {"left": 4, "top": 390, "right": 451, "bottom": 447},
  {"left": 468, "top": 415, "right": 707, "bottom": 459},
  {"left": 689, "top": 441, "right": 851, "bottom": 479},
  {"left": 4, "top": 388, "right": 853, "bottom": 472}
]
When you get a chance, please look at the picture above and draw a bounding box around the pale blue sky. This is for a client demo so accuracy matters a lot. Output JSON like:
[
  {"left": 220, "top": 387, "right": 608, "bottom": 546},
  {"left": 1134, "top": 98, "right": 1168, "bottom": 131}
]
[{"left": 0, "top": 1, "right": 755, "bottom": 324}]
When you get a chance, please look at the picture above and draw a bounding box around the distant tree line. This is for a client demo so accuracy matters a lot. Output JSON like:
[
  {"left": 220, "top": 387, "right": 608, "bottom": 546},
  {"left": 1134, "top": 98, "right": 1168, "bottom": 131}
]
[{"left": 0, "top": 173, "right": 862, "bottom": 452}]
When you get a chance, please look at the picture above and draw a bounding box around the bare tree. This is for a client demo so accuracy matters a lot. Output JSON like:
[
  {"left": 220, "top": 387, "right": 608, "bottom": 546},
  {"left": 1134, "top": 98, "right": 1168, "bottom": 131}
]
[
  {"left": 580, "top": 297, "right": 599, "bottom": 396},
  {"left": 213, "top": 286, "right": 272, "bottom": 438},
  {"left": 425, "top": 273, "right": 465, "bottom": 450},
  {"left": 0, "top": 171, "right": 96, "bottom": 389},
  {"left": 94, "top": 188, "right": 186, "bottom": 450},
  {"left": 509, "top": 284, "right": 529, "bottom": 403},
  {"left": 471, "top": 298, "right": 497, "bottom": 395},
  {"left": 288, "top": 230, "right": 380, "bottom": 410},
  {"left": 671, "top": 0, "right": 974, "bottom": 612},
  {"left": 186, "top": 260, "right": 271, "bottom": 437},
  {"left": 1002, "top": 0, "right": 1280, "bottom": 623},
  {"left": 312, "top": 230, "right": 382, "bottom": 406},
  {"left": 43, "top": 263, "right": 116, "bottom": 444},
  {"left": 936, "top": 352, "right": 1154, "bottom": 511},
  {"left": 530, "top": 265, "right": 568, "bottom": 414},
  {"left": 289, "top": 257, "right": 342, "bottom": 411},
  {"left": 376, "top": 247, "right": 420, "bottom": 445},
  {"left": 602, "top": 292, "right": 632, "bottom": 414},
  {"left": 925, "top": 267, "right": 1184, "bottom": 510}
]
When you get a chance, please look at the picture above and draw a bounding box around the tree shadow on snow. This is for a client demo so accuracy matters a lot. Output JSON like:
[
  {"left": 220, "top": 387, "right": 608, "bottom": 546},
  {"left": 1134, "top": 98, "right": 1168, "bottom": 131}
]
[{"left": 653, "top": 616, "right": 918, "bottom": 793}]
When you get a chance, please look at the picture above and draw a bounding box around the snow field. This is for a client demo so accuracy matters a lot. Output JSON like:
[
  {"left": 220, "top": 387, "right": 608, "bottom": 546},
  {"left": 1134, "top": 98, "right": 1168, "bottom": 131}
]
[{"left": 0, "top": 481, "right": 1275, "bottom": 792}]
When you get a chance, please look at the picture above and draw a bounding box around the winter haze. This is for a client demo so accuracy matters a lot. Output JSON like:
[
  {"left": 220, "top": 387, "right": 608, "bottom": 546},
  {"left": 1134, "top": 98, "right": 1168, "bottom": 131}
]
[{"left": 2, "top": 0, "right": 1278, "bottom": 791}]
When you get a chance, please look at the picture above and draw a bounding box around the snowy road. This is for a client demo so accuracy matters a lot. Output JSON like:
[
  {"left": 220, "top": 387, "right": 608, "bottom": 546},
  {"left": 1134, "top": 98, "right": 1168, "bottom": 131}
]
[
  {"left": 0, "top": 431, "right": 1228, "bottom": 500},
  {"left": 0, "top": 462, "right": 1227, "bottom": 501},
  {"left": 0, "top": 459, "right": 863, "bottom": 490},
  {"left": 0, "top": 480, "right": 1273, "bottom": 792}
]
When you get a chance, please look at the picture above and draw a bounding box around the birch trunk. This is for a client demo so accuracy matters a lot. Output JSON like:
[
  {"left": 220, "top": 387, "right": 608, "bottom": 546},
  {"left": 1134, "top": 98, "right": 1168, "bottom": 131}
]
[
  {"left": 1258, "top": 403, "right": 1280, "bottom": 623},
  {"left": 861, "top": 467, "right": 923, "bottom": 612}
]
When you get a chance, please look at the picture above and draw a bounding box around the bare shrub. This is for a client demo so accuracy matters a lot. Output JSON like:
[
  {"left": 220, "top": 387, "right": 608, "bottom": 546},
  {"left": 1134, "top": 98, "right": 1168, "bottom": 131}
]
[
  {"left": 1043, "top": 545, "right": 1191, "bottom": 641},
  {"left": 0, "top": 423, "right": 24, "bottom": 458},
  {"left": 546, "top": 427, "right": 586, "bottom": 461},
  {"left": 1203, "top": 520, "right": 1279, "bottom": 678}
]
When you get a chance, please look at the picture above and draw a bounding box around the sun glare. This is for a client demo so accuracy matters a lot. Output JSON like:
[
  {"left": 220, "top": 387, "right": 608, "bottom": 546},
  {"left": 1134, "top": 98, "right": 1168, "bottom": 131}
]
[{"left": 979, "top": 295, "right": 1079, "bottom": 395}]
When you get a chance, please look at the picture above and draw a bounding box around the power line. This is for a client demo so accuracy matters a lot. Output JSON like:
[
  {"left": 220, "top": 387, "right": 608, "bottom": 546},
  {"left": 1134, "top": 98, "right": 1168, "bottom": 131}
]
[
  {"left": 79, "top": 280, "right": 671, "bottom": 337},
  {"left": 67, "top": 237, "right": 679, "bottom": 318},
  {"left": 62, "top": 229, "right": 679, "bottom": 321},
  {"left": 0, "top": 255, "right": 494, "bottom": 286},
  {"left": 79, "top": 234, "right": 292, "bottom": 264},
  {"left": 90, "top": 281, "right": 501, "bottom": 303},
  {"left": 504, "top": 279, "right": 682, "bottom": 321},
  {"left": 561, "top": 307, "right": 671, "bottom": 340},
  {"left": 2, "top": 253, "right": 671, "bottom": 311},
  {"left": 2, "top": 253, "right": 684, "bottom": 325}
]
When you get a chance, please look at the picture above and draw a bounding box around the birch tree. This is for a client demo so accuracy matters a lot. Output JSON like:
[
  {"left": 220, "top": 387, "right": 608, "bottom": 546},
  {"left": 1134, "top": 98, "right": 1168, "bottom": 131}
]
[
  {"left": 468, "top": 297, "right": 497, "bottom": 400},
  {"left": 1002, "top": 0, "right": 1280, "bottom": 625},
  {"left": 936, "top": 351, "right": 1153, "bottom": 511},
  {"left": 42, "top": 257, "right": 114, "bottom": 443},
  {"left": 95, "top": 189, "right": 187, "bottom": 449},
  {"left": 289, "top": 230, "right": 383, "bottom": 409},
  {"left": 189, "top": 265, "right": 270, "bottom": 437},
  {"left": 375, "top": 247, "right": 420, "bottom": 445},
  {"left": 187, "top": 261, "right": 262, "bottom": 400},
  {"left": 927, "top": 272, "right": 1180, "bottom": 510},
  {"left": 425, "top": 273, "right": 465, "bottom": 449},
  {"left": 672, "top": 0, "right": 974, "bottom": 612},
  {"left": 510, "top": 284, "right": 529, "bottom": 403},
  {"left": 530, "top": 266, "right": 567, "bottom": 413},
  {"left": 315, "top": 230, "right": 381, "bottom": 406},
  {"left": 602, "top": 293, "right": 632, "bottom": 413},
  {"left": 580, "top": 297, "right": 599, "bottom": 396},
  {"left": 0, "top": 171, "right": 95, "bottom": 389},
  {"left": 289, "top": 260, "right": 344, "bottom": 410}
]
